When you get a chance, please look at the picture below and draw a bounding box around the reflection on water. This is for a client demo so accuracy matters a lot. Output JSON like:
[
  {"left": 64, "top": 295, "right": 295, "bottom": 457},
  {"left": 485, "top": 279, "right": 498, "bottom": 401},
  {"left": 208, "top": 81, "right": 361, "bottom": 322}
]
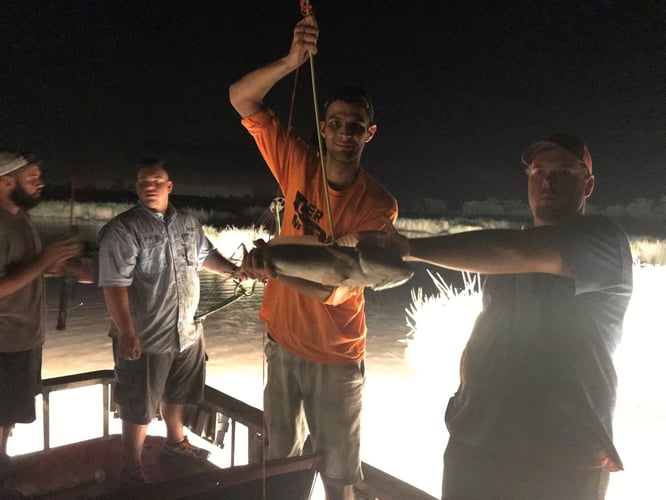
[{"left": 34, "top": 218, "right": 106, "bottom": 246}]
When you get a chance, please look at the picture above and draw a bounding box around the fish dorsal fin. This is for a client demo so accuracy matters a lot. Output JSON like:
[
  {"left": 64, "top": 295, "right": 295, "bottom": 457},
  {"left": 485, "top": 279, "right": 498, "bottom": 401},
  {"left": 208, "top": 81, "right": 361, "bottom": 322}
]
[
  {"left": 267, "top": 233, "right": 358, "bottom": 248},
  {"left": 267, "top": 235, "right": 324, "bottom": 247},
  {"left": 325, "top": 246, "right": 358, "bottom": 267}
]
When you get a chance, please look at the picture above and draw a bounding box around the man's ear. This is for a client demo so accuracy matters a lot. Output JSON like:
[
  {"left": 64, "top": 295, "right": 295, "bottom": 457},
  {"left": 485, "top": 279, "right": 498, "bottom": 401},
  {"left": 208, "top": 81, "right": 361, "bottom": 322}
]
[
  {"left": 0, "top": 175, "right": 16, "bottom": 189},
  {"left": 319, "top": 120, "right": 326, "bottom": 138},
  {"left": 584, "top": 175, "right": 595, "bottom": 198},
  {"left": 365, "top": 124, "right": 377, "bottom": 143},
  {"left": 167, "top": 180, "right": 174, "bottom": 194}
]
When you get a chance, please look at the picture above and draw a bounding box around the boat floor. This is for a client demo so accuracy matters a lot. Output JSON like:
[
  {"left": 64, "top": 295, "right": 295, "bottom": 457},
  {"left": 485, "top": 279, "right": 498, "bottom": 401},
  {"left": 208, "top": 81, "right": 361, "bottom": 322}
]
[
  {"left": 3, "top": 435, "right": 221, "bottom": 499},
  {"left": 2, "top": 434, "right": 318, "bottom": 499}
]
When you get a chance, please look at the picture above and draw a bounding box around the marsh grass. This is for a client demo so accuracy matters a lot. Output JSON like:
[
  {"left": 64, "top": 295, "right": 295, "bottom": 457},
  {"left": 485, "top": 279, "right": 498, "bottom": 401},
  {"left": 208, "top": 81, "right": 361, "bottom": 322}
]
[
  {"left": 32, "top": 201, "right": 666, "bottom": 265},
  {"left": 630, "top": 238, "right": 666, "bottom": 265}
]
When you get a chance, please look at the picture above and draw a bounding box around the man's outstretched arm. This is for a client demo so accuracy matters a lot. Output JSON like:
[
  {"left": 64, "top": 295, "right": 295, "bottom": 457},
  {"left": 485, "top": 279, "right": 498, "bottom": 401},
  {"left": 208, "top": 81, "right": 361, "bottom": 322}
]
[
  {"left": 407, "top": 229, "right": 572, "bottom": 277},
  {"left": 361, "top": 227, "right": 573, "bottom": 278}
]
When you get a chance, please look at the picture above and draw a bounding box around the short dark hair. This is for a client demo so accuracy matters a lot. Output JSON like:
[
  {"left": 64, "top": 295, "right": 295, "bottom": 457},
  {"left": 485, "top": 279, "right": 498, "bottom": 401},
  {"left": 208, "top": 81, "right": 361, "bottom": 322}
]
[
  {"left": 136, "top": 158, "right": 166, "bottom": 174},
  {"left": 322, "top": 87, "right": 374, "bottom": 124},
  {"left": 139, "top": 158, "right": 163, "bottom": 168}
]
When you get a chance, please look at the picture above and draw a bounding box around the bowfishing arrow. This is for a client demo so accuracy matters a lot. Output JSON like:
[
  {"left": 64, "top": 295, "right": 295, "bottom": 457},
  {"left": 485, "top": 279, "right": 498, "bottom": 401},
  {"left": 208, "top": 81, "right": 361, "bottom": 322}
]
[{"left": 56, "top": 176, "right": 79, "bottom": 330}]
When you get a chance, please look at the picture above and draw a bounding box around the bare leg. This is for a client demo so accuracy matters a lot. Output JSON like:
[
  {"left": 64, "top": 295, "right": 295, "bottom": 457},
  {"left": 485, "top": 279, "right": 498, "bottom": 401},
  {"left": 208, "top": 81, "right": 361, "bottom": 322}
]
[
  {"left": 121, "top": 420, "right": 148, "bottom": 469},
  {"left": 160, "top": 402, "right": 185, "bottom": 444},
  {"left": 323, "top": 482, "right": 355, "bottom": 500},
  {"left": 159, "top": 403, "right": 210, "bottom": 461}
]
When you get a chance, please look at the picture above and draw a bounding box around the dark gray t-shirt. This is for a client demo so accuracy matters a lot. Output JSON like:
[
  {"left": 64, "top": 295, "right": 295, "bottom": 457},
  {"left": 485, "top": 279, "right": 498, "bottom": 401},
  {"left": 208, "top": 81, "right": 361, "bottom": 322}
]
[
  {"left": 445, "top": 215, "right": 633, "bottom": 467},
  {"left": 0, "top": 209, "right": 44, "bottom": 352},
  {"left": 98, "top": 203, "right": 214, "bottom": 353}
]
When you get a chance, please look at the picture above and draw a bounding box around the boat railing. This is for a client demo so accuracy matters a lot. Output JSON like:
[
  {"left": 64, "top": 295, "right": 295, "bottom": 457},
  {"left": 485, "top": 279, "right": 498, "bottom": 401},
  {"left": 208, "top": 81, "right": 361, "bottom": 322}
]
[
  {"left": 41, "top": 369, "right": 264, "bottom": 467},
  {"left": 185, "top": 384, "right": 265, "bottom": 464},
  {"left": 41, "top": 369, "right": 115, "bottom": 450},
  {"left": 37, "top": 370, "right": 436, "bottom": 500}
]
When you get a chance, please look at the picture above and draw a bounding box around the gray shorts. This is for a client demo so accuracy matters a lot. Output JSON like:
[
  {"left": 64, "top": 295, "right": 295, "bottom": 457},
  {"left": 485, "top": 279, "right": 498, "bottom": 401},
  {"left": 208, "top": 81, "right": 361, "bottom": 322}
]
[
  {"left": 113, "top": 337, "right": 206, "bottom": 425},
  {"left": 0, "top": 347, "right": 42, "bottom": 426},
  {"left": 264, "top": 339, "right": 365, "bottom": 487}
]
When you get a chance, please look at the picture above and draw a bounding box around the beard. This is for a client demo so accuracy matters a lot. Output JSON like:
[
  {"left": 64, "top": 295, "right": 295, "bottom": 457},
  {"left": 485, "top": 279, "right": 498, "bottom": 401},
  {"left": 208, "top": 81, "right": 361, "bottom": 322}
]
[
  {"left": 532, "top": 198, "right": 584, "bottom": 226},
  {"left": 10, "top": 183, "right": 41, "bottom": 210},
  {"left": 533, "top": 202, "right": 562, "bottom": 224}
]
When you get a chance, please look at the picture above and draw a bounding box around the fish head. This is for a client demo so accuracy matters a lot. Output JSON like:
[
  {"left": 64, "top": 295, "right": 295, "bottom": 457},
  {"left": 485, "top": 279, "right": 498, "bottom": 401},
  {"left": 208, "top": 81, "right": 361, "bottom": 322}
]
[{"left": 355, "top": 237, "right": 414, "bottom": 291}]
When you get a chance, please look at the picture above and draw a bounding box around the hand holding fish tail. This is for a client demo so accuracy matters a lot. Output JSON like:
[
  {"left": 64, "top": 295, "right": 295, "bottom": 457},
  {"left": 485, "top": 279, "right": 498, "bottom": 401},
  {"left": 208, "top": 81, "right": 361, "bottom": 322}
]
[
  {"left": 240, "top": 239, "right": 277, "bottom": 281},
  {"left": 231, "top": 266, "right": 250, "bottom": 283}
]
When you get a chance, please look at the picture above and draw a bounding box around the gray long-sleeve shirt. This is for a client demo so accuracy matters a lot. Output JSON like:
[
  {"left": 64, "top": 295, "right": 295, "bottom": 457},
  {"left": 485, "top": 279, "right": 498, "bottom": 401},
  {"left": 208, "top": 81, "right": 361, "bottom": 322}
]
[{"left": 98, "top": 202, "right": 214, "bottom": 353}]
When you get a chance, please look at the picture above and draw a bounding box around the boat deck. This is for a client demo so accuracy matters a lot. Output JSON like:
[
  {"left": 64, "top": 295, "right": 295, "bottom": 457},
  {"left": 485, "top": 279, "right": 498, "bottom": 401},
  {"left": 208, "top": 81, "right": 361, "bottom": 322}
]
[
  {"left": 1, "top": 370, "right": 437, "bottom": 500},
  {"left": 3, "top": 434, "right": 317, "bottom": 499}
]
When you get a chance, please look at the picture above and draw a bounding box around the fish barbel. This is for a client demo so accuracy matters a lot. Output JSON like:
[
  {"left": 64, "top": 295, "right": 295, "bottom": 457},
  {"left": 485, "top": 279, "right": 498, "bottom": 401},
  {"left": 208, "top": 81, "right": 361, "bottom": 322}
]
[{"left": 261, "top": 235, "right": 414, "bottom": 291}]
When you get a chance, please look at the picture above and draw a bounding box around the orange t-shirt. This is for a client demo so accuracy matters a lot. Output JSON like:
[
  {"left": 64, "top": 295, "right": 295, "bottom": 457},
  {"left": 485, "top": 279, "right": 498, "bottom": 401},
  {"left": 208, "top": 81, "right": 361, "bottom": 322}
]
[{"left": 241, "top": 108, "right": 398, "bottom": 364}]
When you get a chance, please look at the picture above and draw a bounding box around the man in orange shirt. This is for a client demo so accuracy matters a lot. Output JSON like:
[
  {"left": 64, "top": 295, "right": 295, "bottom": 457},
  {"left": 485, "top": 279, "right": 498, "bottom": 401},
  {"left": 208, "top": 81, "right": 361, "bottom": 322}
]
[{"left": 229, "top": 15, "right": 397, "bottom": 500}]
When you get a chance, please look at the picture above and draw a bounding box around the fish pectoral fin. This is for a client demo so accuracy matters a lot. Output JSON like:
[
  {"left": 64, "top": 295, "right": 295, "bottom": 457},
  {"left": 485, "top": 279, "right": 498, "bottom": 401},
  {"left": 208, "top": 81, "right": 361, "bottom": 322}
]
[
  {"left": 359, "top": 253, "right": 415, "bottom": 291},
  {"left": 369, "top": 274, "right": 413, "bottom": 291}
]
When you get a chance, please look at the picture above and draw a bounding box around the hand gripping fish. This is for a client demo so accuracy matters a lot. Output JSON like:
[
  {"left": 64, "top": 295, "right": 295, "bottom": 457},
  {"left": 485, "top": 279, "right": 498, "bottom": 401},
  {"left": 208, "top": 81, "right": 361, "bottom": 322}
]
[{"left": 252, "top": 233, "right": 414, "bottom": 291}]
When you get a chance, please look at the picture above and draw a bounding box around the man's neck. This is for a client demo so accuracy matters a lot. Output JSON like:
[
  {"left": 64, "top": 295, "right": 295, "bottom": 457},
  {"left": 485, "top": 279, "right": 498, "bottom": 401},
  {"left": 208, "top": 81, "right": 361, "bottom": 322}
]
[
  {"left": 324, "top": 158, "right": 361, "bottom": 191},
  {"left": 139, "top": 200, "right": 169, "bottom": 216}
]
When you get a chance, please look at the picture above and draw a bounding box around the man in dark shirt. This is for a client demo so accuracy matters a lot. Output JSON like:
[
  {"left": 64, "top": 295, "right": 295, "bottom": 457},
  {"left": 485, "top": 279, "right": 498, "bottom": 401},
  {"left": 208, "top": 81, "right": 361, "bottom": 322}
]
[{"left": 360, "top": 134, "right": 633, "bottom": 500}]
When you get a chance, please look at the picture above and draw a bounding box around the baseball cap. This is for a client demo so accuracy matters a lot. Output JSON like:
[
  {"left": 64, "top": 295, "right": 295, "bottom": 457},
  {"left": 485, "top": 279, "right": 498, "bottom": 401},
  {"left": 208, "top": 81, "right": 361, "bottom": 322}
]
[
  {"left": 521, "top": 134, "right": 592, "bottom": 175},
  {"left": 0, "top": 149, "right": 38, "bottom": 177}
]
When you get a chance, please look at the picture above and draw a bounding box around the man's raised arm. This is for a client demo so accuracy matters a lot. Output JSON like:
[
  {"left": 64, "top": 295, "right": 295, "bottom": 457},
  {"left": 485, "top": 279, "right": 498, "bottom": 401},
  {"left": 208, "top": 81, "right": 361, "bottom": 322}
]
[{"left": 228, "top": 15, "right": 319, "bottom": 118}]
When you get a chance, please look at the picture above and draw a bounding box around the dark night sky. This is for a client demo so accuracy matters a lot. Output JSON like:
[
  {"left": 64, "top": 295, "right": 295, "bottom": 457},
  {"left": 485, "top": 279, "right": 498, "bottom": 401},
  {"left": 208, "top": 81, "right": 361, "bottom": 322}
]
[{"left": 1, "top": 0, "right": 664, "bottom": 209}]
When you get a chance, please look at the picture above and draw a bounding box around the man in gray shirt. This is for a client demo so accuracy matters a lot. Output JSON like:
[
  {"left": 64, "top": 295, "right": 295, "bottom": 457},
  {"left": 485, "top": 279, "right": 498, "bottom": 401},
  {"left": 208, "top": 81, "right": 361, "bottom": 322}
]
[{"left": 98, "top": 160, "right": 239, "bottom": 485}]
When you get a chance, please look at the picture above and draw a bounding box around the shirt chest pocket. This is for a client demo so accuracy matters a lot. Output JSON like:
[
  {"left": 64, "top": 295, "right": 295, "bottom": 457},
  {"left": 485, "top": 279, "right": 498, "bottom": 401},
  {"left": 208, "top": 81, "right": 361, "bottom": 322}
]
[
  {"left": 137, "top": 234, "right": 168, "bottom": 275},
  {"left": 177, "top": 230, "right": 199, "bottom": 268}
]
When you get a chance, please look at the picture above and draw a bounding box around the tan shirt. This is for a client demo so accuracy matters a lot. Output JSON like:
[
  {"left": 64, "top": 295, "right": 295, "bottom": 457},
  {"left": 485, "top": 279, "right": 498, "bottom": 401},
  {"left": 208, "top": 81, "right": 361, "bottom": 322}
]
[{"left": 0, "top": 209, "right": 45, "bottom": 352}]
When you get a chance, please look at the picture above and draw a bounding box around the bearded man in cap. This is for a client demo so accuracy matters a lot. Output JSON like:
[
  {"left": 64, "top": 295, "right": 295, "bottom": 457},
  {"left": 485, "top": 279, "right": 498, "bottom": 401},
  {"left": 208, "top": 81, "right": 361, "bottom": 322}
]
[
  {"left": 0, "top": 149, "right": 86, "bottom": 477},
  {"left": 359, "top": 135, "right": 633, "bottom": 500}
]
